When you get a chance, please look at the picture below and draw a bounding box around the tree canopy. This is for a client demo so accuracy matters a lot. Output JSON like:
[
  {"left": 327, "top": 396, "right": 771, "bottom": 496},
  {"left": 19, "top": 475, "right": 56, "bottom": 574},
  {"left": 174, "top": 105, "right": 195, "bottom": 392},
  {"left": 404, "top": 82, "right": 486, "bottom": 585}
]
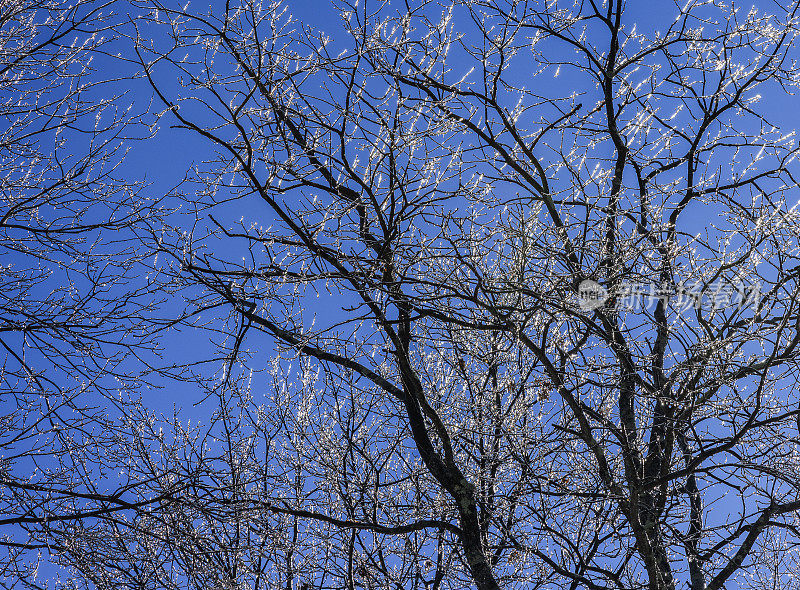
[{"left": 4, "top": 1, "right": 800, "bottom": 590}]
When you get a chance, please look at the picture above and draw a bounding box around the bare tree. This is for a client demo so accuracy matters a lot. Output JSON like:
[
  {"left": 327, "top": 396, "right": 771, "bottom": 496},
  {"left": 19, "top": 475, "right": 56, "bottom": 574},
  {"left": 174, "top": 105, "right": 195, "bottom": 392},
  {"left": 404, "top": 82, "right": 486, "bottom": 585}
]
[
  {"left": 13, "top": 0, "right": 800, "bottom": 589},
  {"left": 0, "top": 1, "right": 168, "bottom": 586}
]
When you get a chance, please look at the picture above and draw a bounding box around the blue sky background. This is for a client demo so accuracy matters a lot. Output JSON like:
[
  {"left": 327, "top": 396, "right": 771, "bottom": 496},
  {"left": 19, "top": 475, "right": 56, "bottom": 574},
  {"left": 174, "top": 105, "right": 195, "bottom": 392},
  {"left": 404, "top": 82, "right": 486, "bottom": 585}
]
[{"left": 14, "top": 0, "right": 800, "bottom": 586}]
